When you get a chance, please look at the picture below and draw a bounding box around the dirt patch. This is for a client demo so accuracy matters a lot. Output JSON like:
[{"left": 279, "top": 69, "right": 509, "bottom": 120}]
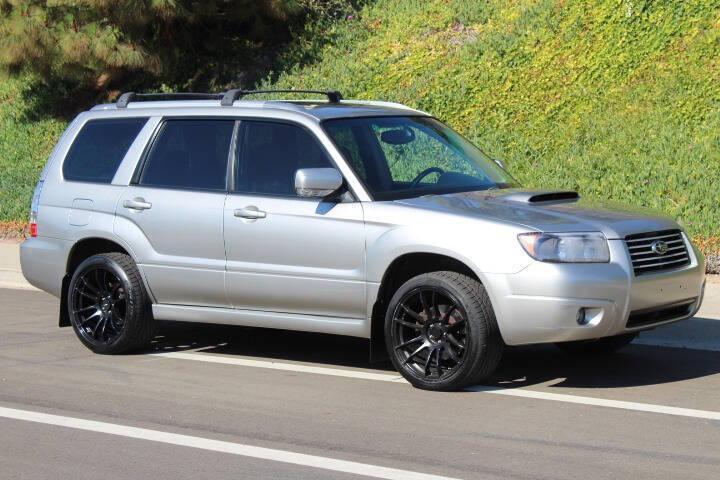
[
  {"left": 706, "top": 254, "right": 720, "bottom": 275},
  {"left": 0, "top": 221, "right": 27, "bottom": 241}
]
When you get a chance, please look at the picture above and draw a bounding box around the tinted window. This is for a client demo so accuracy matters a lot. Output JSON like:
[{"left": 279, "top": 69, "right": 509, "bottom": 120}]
[
  {"left": 63, "top": 118, "right": 147, "bottom": 183},
  {"left": 323, "top": 124, "right": 367, "bottom": 182},
  {"left": 235, "top": 121, "right": 332, "bottom": 196},
  {"left": 140, "top": 119, "right": 235, "bottom": 191}
]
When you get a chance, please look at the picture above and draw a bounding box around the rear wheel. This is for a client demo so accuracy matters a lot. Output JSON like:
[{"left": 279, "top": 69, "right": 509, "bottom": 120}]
[
  {"left": 68, "top": 252, "right": 155, "bottom": 354},
  {"left": 555, "top": 333, "right": 637, "bottom": 356},
  {"left": 385, "top": 271, "right": 503, "bottom": 391}
]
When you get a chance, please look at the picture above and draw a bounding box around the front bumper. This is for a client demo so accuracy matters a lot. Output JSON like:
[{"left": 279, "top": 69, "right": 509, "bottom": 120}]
[{"left": 485, "top": 237, "right": 706, "bottom": 345}]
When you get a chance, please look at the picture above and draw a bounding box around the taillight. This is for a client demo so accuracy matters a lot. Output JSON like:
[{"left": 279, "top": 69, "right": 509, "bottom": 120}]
[{"left": 29, "top": 180, "right": 44, "bottom": 238}]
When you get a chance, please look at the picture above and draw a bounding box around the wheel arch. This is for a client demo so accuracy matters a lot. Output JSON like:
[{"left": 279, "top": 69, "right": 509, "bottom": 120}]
[
  {"left": 60, "top": 235, "right": 149, "bottom": 327},
  {"left": 369, "top": 251, "right": 485, "bottom": 362}
]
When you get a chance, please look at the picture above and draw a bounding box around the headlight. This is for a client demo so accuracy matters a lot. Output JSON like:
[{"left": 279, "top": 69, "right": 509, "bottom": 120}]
[{"left": 517, "top": 232, "right": 610, "bottom": 263}]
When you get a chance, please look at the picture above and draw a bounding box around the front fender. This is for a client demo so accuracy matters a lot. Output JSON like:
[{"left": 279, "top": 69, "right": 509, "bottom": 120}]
[
  {"left": 362, "top": 206, "right": 533, "bottom": 344},
  {"left": 365, "top": 221, "right": 531, "bottom": 284}
]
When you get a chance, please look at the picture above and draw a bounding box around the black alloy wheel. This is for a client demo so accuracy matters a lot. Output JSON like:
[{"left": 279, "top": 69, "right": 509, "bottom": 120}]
[
  {"left": 72, "top": 265, "right": 127, "bottom": 346},
  {"left": 68, "top": 252, "right": 155, "bottom": 354},
  {"left": 390, "top": 287, "right": 468, "bottom": 381},
  {"left": 385, "top": 271, "right": 503, "bottom": 391}
]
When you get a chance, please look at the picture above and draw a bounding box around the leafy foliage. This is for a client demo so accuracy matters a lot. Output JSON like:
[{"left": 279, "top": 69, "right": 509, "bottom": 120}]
[
  {"left": 0, "top": 0, "right": 311, "bottom": 108},
  {"left": 0, "top": 75, "right": 64, "bottom": 227},
  {"left": 266, "top": 0, "right": 720, "bottom": 241}
]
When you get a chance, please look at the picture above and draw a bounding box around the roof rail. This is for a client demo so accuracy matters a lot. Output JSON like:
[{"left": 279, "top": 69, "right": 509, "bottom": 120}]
[
  {"left": 116, "top": 92, "right": 223, "bottom": 108},
  {"left": 220, "top": 89, "right": 343, "bottom": 106},
  {"left": 115, "top": 89, "right": 343, "bottom": 108}
]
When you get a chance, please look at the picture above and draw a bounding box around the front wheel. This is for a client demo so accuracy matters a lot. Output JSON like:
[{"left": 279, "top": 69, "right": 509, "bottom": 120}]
[
  {"left": 68, "top": 252, "right": 156, "bottom": 354},
  {"left": 385, "top": 271, "right": 504, "bottom": 391},
  {"left": 555, "top": 333, "right": 637, "bottom": 356}
]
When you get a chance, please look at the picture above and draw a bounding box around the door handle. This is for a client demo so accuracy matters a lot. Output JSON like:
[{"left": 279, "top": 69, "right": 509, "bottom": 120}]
[
  {"left": 123, "top": 198, "right": 152, "bottom": 211},
  {"left": 234, "top": 207, "right": 266, "bottom": 219}
]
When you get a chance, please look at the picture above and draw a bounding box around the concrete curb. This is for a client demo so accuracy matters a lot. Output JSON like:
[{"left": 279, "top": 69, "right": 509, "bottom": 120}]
[
  {"left": 0, "top": 241, "right": 38, "bottom": 291},
  {"left": 0, "top": 276, "right": 39, "bottom": 291},
  {"left": 635, "top": 316, "right": 720, "bottom": 352}
]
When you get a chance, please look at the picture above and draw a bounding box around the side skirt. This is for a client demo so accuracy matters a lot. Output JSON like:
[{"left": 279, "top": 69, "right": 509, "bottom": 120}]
[{"left": 152, "top": 304, "right": 369, "bottom": 338}]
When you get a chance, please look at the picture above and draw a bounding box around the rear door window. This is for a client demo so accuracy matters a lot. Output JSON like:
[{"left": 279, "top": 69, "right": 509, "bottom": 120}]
[
  {"left": 63, "top": 118, "right": 148, "bottom": 183},
  {"left": 139, "top": 119, "right": 235, "bottom": 191}
]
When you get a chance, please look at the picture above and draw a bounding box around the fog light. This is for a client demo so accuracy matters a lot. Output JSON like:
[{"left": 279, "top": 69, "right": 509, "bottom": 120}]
[{"left": 576, "top": 308, "right": 588, "bottom": 325}]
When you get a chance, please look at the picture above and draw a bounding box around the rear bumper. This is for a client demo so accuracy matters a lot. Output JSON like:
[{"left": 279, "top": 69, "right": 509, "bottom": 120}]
[
  {"left": 20, "top": 236, "right": 72, "bottom": 298},
  {"left": 486, "top": 237, "right": 706, "bottom": 345}
]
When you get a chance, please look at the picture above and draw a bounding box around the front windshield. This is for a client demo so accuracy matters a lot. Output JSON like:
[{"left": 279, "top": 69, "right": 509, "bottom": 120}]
[{"left": 323, "top": 116, "right": 517, "bottom": 200}]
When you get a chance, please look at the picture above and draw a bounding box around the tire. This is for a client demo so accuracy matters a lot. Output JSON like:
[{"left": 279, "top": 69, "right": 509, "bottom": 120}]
[
  {"left": 384, "top": 271, "right": 503, "bottom": 391},
  {"left": 555, "top": 333, "right": 637, "bottom": 356},
  {"left": 67, "top": 252, "right": 156, "bottom": 354}
]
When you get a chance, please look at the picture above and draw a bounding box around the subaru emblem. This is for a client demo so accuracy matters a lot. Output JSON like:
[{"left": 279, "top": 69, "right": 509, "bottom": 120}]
[{"left": 651, "top": 240, "right": 669, "bottom": 255}]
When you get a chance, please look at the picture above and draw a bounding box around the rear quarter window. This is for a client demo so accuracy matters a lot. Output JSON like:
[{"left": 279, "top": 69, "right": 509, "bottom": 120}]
[{"left": 63, "top": 118, "right": 148, "bottom": 183}]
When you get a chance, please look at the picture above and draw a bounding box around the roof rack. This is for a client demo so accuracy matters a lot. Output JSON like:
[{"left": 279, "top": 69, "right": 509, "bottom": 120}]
[
  {"left": 115, "top": 89, "right": 343, "bottom": 108},
  {"left": 220, "top": 89, "right": 343, "bottom": 106},
  {"left": 116, "top": 92, "right": 222, "bottom": 108}
]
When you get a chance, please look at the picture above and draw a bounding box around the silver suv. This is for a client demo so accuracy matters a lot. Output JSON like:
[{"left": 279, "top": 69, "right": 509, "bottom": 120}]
[{"left": 21, "top": 89, "right": 706, "bottom": 390}]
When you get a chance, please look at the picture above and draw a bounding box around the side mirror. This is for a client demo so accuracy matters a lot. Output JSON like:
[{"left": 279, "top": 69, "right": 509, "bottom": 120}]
[
  {"left": 494, "top": 159, "right": 507, "bottom": 170},
  {"left": 295, "top": 168, "right": 344, "bottom": 198}
]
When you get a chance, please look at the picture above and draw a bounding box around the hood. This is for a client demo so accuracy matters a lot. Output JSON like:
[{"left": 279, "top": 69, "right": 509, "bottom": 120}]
[{"left": 394, "top": 189, "right": 680, "bottom": 239}]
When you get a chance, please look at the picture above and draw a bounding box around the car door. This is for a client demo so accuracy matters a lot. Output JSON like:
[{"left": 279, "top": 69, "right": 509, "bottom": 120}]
[
  {"left": 224, "top": 119, "right": 366, "bottom": 320},
  {"left": 115, "top": 118, "right": 235, "bottom": 307}
]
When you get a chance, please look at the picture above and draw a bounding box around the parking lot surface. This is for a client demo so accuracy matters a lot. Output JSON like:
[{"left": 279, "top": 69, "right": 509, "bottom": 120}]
[{"left": 1, "top": 288, "right": 718, "bottom": 479}]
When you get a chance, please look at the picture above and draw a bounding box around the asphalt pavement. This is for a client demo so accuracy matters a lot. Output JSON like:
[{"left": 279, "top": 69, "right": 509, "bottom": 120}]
[{"left": 1, "top": 287, "right": 719, "bottom": 479}]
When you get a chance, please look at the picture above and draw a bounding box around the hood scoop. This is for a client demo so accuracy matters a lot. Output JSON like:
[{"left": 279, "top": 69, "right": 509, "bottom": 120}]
[{"left": 501, "top": 190, "right": 580, "bottom": 204}]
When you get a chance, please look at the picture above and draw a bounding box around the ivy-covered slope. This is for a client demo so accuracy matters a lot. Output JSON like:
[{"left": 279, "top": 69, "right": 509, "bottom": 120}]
[{"left": 267, "top": 0, "right": 720, "bottom": 249}]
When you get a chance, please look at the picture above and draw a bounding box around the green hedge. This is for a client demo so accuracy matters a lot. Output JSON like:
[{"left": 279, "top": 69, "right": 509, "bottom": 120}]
[
  {"left": 0, "top": 76, "right": 65, "bottom": 224},
  {"left": 266, "top": 0, "right": 720, "bottom": 238}
]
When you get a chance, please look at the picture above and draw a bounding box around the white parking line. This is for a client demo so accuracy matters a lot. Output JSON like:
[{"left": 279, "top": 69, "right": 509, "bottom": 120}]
[
  {"left": 153, "top": 351, "right": 720, "bottom": 422},
  {"left": 467, "top": 386, "right": 720, "bottom": 420},
  {"left": 0, "top": 406, "right": 458, "bottom": 480},
  {"left": 152, "top": 351, "right": 408, "bottom": 382}
]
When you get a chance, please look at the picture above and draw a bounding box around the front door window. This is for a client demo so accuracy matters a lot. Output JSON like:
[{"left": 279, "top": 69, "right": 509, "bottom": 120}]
[{"left": 235, "top": 121, "right": 332, "bottom": 196}]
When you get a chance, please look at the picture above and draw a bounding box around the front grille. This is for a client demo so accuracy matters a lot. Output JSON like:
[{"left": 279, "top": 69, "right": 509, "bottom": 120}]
[
  {"left": 625, "top": 229, "right": 690, "bottom": 276},
  {"left": 626, "top": 299, "right": 696, "bottom": 329}
]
